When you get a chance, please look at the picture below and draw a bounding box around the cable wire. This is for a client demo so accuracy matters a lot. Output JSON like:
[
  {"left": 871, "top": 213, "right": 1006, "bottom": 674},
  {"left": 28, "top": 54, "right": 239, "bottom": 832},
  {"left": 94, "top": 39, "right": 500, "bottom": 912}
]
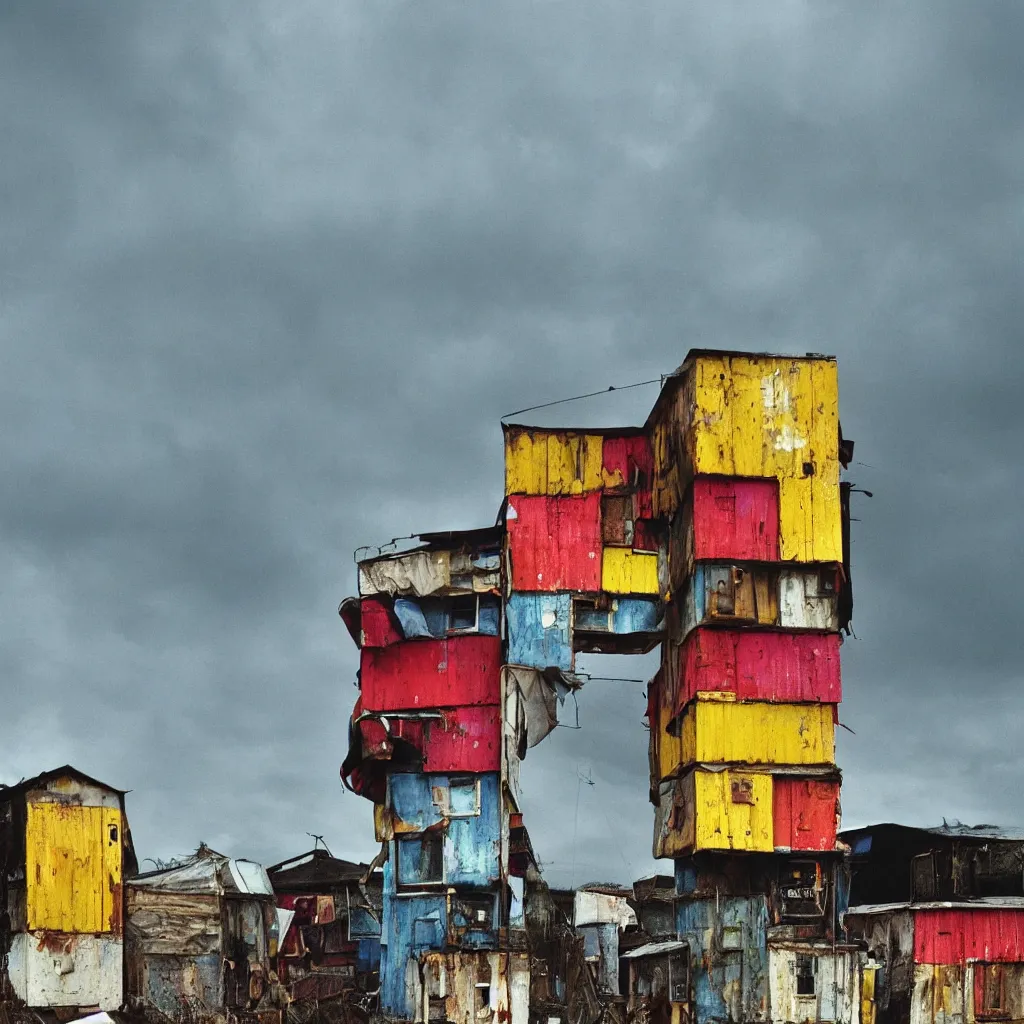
[{"left": 501, "top": 377, "right": 667, "bottom": 421}]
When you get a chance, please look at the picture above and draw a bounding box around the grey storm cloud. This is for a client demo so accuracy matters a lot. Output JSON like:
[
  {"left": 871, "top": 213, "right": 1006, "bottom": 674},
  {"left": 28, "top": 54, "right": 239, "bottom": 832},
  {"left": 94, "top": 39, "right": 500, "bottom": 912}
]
[{"left": 1, "top": 1, "right": 1022, "bottom": 886}]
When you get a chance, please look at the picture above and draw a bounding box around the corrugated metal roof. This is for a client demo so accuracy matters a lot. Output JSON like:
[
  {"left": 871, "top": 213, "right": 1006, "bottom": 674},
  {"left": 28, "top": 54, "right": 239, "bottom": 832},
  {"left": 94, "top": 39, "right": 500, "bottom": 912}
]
[
  {"left": 621, "top": 940, "right": 689, "bottom": 959},
  {"left": 847, "top": 898, "right": 1024, "bottom": 915},
  {"left": 841, "top": 822, "right": 1024, "bottom": 843}
]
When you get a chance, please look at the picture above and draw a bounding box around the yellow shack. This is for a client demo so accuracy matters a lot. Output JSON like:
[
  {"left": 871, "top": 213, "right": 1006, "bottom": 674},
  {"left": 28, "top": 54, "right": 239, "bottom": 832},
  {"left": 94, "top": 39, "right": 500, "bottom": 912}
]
[{"left": 0, "top": 765, "right": 136, "bottom": 1012}]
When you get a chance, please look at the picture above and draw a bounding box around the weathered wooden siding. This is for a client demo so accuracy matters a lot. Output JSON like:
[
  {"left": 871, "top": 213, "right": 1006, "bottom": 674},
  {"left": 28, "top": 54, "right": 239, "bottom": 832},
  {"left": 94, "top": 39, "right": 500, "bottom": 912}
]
[
  {"left": 385, "top": 706, "right": 502, "bottom": 773},
  {"left": 678, "top": 564, "right": 839, "bottom": 639},
  {"left": 654, "top": 770, "right": 774, "bottom": 857},
  {"left": 676, "top": 896, "right": 770, "bottom": 1023},
  {"left": 506, "top": 494, "right": 601, "bottom": 592},
  {"left": 361, "top": 597, "right": 404, "bottom": 647},
  {"left": 688, "top": 477, "right": 780, "bottom": 562},
  {"left": 415, "top": 951, "right": 530, "bottom": 1024},
  {"left": 665, "top": 628, "right": 842, "bottom": 710},
  {"left": 676, "top": 696, "right": 835, "bottom": 771},
  {"left": 768, "top": 948, "right": 861, "bottom": 1024},
  {"left": 650, "top": 353, "right": 841, "bottom": 563},
  {"left": 25, "top": 801, "right": 123, "bottom": 934},
  {"left": 360, "top": 636, "right": 501, "bottom": 711},
  {"left": 505, "top": 592, "right": 572, "bottom": 670},
  {"left": 913, "top": 908, "right": 1024, "bottom": 964},
  {"left": 602, "top": 547, "right": 659, "bottom": 595},
  {"left": 504, "top": 427, "right": 604, "bottom": 495},
  {"left": 772, "top": 778, "right": 840, "bottom": 852},
  {"left": 602, "top": 434, "right": 654, "bottom": 517}
]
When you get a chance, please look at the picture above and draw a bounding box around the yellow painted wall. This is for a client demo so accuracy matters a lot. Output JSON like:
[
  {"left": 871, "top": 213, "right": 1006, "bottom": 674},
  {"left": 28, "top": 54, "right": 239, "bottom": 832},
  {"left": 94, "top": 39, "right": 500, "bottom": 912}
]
[
  {"left": 693, "top": 769, "right": 774, "bottom": 852},
  {"left": 652, "top": 354, "right": 841, "bottom": 563},
  {"left": 26, "top": 802, "right": 123, "bottom": 933},
  {"left": 675, "top": 696, "right": 835, "bottom": 769},
  {"left": 504, "top": 428, "right": 604, "bottom": 495},
  {"left": 601, "top": 548, "right": 659, "bottom": 595}
]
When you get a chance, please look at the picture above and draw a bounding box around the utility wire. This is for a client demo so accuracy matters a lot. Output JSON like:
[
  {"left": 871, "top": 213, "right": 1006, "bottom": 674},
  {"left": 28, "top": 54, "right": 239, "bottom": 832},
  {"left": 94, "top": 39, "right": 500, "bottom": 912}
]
[{"left": 501, "top": 377, "right": 666, "bottom": 421}]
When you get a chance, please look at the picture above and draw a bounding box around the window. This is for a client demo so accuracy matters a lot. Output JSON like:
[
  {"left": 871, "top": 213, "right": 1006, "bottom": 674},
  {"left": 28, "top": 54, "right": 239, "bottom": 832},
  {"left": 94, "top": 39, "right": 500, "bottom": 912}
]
[
  {"left": 668, "top": 953, "right": 688, "bottom": 1003},
  {"left": 397, "top": 834, "right": 443, "bottom": 886},
  {"left": 795, "top": 955, "right": 816, "bottom": 997},
  {"left": 976, "top": 964, "right": 1007, "bottom": 1020},
  {"left": 449, "top": 595, "right": 478, "bottom": 632},
  {"left": 447, "top": 777, "right": 480, "bottom": 817},
  {"left": 912, "top": 852, "right": 938, "bottom": 901}
]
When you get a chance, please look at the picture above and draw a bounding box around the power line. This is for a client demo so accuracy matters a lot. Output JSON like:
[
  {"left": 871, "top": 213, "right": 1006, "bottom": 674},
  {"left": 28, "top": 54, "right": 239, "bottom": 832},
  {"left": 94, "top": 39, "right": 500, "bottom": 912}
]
[{"left": 501, "top": 377, "right": 667, "bottom": 421}]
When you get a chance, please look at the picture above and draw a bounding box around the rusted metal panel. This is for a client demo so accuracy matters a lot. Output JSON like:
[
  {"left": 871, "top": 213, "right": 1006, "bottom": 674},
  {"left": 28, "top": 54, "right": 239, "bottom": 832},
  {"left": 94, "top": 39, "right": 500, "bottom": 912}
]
[
  {"left": 687, "top": 477, "right": 780, "bottom": 562},
  {"left": 506, "top": 493, "right": 602, "bottom": 592},
  {"left": 25, "top": 799, "right": 124, "bottom": 934},
  {"left": 504, "top": 425, "right": 604, "bottom": 495},
  {"left": 675, "top": 695, "right": 836, "bottom": 771},
  {"left": 768, "top": 947, "right": 861, "bottom": 1024},
  {"left": 506, "top": 591, "right": 572, "bottom": 670},
  {"left": 415, "top": 950, "right": 531, "bottom": 1024},
  {"left": 666, "top": 628, "right": 842, "bottom": 711},
  {"left": 913, "top": 908, "right": 1024, "bottom": 964},
  {"left": 910, "top": 963, "right": 965, "bottom": 1024},
  {"left": 7, "top": 932, "right": 124, "bottom": 1009},
  {"left": 648, "top": 352, "right": 841, "bottom": 563},
  {"left": 676, "top": 896, "right": 770, "bottom": 1023},
  {"left": 772, "top": 778, "right": 840, "bottom": 852},
  {"left": 359, "top": 635, "right": 501, "bottom": 711},
  {"left": 130, "top": 952, "right": 222, "bottom": 1019},
  {"left": 602, "top": 434, "right": 654, "bottom": 517},
  {"left": 678, "top": 564, "right": 839, "bottom": 638}
]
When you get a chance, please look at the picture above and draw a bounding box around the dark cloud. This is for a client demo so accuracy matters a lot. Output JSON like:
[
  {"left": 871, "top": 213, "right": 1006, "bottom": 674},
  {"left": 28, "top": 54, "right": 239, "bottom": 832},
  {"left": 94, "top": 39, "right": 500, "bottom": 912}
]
[{"left": 1, "top": 1, "right": 1021, "bottom": 886}]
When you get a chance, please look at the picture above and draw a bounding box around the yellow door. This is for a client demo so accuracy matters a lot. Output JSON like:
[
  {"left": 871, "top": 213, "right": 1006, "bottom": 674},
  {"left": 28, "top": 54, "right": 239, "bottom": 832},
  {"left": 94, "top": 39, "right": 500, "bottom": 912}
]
[{"left": 26, "top": 802, "right": 123, "bottom": 933}]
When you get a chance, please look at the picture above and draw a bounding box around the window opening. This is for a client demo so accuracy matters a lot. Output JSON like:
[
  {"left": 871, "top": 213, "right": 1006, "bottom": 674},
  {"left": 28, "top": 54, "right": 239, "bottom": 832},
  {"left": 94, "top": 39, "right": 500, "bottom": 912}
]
[
  {"left": 795, "top": 955, "right": 816, "bottom": 997},
  {"left": 449, "top": 595, "right": 478, "bottom": 632}
]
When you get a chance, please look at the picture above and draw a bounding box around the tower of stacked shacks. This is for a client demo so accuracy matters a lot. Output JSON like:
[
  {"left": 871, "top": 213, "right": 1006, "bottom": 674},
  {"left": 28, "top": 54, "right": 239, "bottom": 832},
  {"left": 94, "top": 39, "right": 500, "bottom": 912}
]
[{"left": 341, "top": 350, "right": 858, "bottom": 1024}]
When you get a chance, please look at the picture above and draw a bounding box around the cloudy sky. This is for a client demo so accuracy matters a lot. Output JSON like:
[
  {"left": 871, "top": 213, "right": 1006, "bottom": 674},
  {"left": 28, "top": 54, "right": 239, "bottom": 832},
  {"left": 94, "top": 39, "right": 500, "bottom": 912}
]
[{"left": 2, "top": 2, "right": 1022, "bottom": 887}]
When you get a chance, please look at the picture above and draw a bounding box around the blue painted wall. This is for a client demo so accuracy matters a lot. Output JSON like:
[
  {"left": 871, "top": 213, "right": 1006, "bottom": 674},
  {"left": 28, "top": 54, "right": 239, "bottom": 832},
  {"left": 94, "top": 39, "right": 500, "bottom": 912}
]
[
  {"left": 506, "top": 592, "right": 572, "bottom": 670},
  {"left": 380, "top": 858, "right": 448, "bottom": 1017},
  {"left": 389, "top": 773, "right": 502, "bottom": 887},
  {"left": 676, "top": 896, "right": 769, "bottom": 1024},
  {"left": 574, "top": 597, "right": 661, "bottom": 634}
]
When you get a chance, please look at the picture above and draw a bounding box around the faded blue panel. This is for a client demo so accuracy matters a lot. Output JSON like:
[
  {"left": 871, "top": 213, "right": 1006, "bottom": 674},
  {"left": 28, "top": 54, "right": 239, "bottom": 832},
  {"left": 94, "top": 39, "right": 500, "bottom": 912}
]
[
  {"left": 675, "top": 859, "right": 698, "bottom": 895},
  {"left": 676, "top": 896, "right": 768, "bottom": 1024},
  {"left": 473, "top": 553, "right": 501, "bottom": 571},
  {"left": 445, "top": 774, "right": 501, "bottom": 886},
  {"left": 142, "top": 954, "right": 222, "bottom": 1017},
  {"left": 612, "top": 598, "right": 661, "bottom": 633},
  {"left": 449, "top": 891, "right": 500, "bottom": 950},
  {"left": 581, "top": 924, "right": 601, "bottom": 958},
  {"left": 349, "top": 906, "right": 381, "bottom": 938},
  {"left": 835, "top": 859, "right": 852, "bottom": 926},
  {"left": 388, "top": 774, "right": 444, "bottom": 831},
  {"left": 357, "top": 937, "right": 381, "bottom": 972},
  {"left": 380, "top": 889, "right": 447, "bottom": 1017},
  {"left": 394, "top": 598, "right": 434, "bottom": 638},
  {"left": 397, "top": 836, "right": 442, "bottom": 886},
  {"left": 578, "top": 923, "right": 620, "bottom": 994},
  {"left": 478, "top": 597, "right": 500, "bottom": 635},
  {"left": 506, "top": 592, "right": 572, "bottom": 670}
]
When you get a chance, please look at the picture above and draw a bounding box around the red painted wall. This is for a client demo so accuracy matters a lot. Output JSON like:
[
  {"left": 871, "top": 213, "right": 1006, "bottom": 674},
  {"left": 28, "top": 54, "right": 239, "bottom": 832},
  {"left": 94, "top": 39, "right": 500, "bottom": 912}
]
[
  {"left": 391, "top": 705, "right": 502, "bottom": 773},
  {"left": 361, "top": 597, "right": 403, "bottom": 648},
  {"left": 669, "top": 628, "right": 842, "bottom": 714},
  {"left": 691, "top": 477, "right": 779, "bottom": 561},
  {"left": 603, "top": 435, "right": 653, "bottom": 518},
  {"left": 506, "top": 493, "right": 601, "bottom": 592},
  {"left": 360, "top": 636, "right": 501, "bottom": 711},
  {"left": 772, "top": 778, "right": 839, "bottom": 851},
  {"left": 914, "top": 909, "right": 1024, "bottom": 964}
]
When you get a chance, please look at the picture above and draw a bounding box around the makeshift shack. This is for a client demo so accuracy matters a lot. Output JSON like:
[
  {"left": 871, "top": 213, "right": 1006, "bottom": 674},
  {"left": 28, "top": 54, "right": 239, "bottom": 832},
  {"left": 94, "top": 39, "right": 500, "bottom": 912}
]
[{"left": 126, "top": 845, "right": 280, "bottom": 1023}]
